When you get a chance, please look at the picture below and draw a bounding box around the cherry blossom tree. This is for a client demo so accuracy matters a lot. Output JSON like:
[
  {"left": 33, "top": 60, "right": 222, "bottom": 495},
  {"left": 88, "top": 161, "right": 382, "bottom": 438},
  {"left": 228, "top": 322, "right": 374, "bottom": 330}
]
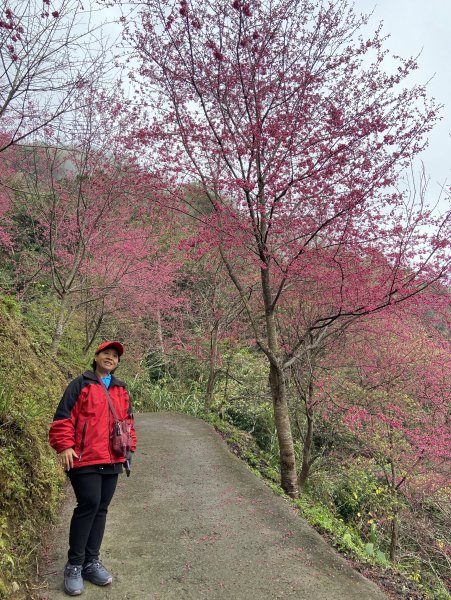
[
  {"left": 7, "top": 89, "right": 160, "bottom": 354},
  {"left": 0, "top": 0, "right": 111, "bottom": 152},
  {"left": 275, "top": 291, "right": 449, "bottom": 560},
  {"left": 175, "top": 249, "right": 248, "bottom": 412},
  {"left": 81, "top": 238, "right": 186, "bottom": 358},
  {"left": 122, "top": 0, "right": 450, "bottom": 497},
  {"left": 0, "top": 135, "right": 16, "bottom": 249},
  {"left": 339, "top": 310, "right": 450, "bottom": 561},
  {"left": 0, "top": 0, "right": 120, "bottom": 251}
]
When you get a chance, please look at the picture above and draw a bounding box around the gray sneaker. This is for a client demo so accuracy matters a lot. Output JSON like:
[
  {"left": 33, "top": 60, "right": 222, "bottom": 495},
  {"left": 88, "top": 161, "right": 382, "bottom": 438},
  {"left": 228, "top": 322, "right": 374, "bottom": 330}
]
[
  {"left": 82, "top": 560, "right": 113, "bottom": 586},
  {"left": 64, "top": 563, "right": 84, "bottom": 596}
]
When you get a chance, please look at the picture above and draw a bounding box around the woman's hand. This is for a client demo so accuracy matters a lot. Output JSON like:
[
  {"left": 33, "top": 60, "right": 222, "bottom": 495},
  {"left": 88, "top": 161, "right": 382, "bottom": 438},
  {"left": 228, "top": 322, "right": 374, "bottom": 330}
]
[{"left": 58, "top": 448, "right": 79, "bottom": 471}]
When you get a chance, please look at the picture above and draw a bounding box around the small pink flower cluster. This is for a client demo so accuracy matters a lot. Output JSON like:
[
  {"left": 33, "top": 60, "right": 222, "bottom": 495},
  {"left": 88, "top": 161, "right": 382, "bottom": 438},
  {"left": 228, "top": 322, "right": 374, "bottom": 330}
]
[
  {"left": 179, "top": 0, "right": 188, "bottom": 17},
  {"left": 232, "top": 0, "right": 252, "bottom": 16}
]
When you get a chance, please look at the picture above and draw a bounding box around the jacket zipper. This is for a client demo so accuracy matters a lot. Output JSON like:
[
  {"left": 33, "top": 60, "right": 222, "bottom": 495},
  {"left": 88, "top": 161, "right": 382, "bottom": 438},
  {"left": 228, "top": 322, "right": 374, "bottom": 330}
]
[
  {"left": 107, "top": 393, "right": 113, "bottom": 464},
  {"left": 99, "top": 380, "right": 114, "bottom": 464},
  {"left": 78, "top": 422, "right": 88, "bottom": 462}
]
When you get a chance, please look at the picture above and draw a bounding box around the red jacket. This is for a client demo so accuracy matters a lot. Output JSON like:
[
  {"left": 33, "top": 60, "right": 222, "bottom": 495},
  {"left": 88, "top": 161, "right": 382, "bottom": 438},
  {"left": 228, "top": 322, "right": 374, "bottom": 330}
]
[{"left": 49, "top": 371, "right": 137, "bottom": 469}]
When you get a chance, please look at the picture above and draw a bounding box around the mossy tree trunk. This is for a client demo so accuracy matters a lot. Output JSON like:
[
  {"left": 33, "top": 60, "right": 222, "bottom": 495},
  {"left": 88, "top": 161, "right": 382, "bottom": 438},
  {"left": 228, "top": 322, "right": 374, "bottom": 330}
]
[
  {"left": 298, "top": 404, "right": 314, "bottom": 491},
  {"left": 204, "top": 324, "right": 219, "bottom": 414},
  {"left": 262, "top": 268, "right": 299, "bottom": 499},
  {"left": 51, "top": 291, "right": 75, "bottom": 355}
]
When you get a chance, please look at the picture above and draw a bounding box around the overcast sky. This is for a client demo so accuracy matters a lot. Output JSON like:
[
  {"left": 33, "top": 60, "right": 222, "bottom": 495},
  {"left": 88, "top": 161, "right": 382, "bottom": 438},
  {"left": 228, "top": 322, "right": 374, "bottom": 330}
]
[{"left": 356, "top": 0, "right": 450, "bottom": 207}]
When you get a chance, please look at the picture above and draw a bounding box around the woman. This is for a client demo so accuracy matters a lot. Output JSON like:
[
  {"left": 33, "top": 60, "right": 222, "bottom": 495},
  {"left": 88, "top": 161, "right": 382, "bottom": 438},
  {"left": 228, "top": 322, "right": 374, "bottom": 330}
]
[{"left": 49, "top": 340, "right": 137, "bottom": 596}]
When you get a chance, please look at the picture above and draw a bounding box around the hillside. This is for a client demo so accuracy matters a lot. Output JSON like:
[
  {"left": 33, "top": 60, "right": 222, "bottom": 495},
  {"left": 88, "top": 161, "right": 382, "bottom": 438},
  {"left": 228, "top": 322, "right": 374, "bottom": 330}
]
[{"left": 0, "top": 296, "right": 67, "bottom": 599}]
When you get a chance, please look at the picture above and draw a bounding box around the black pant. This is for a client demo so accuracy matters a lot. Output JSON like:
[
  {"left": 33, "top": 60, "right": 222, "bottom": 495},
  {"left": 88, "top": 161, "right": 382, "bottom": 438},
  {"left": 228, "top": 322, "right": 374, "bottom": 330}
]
[{"left": 68, "top": 473, "right": 118, "bottom": 565}]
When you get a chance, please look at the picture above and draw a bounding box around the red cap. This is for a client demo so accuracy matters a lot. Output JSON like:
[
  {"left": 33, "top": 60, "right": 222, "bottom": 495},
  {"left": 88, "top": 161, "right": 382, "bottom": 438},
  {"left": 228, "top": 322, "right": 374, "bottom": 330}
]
[{"left": 95, "top": 340, "right": 124, "bottom": 357}]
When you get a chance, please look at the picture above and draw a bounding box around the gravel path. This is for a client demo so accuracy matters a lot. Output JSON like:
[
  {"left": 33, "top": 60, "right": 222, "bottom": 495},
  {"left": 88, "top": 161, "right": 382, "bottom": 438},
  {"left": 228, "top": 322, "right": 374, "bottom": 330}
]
[{"left": 40, "top": 412, "right": 387, "bottom": 599}]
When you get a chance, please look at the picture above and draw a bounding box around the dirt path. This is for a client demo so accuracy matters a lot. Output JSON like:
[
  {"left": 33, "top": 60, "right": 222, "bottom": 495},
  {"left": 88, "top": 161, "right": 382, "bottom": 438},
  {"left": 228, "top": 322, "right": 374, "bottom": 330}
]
[{"left": 39, "top": 412, "right": 387, "bottom": 599}]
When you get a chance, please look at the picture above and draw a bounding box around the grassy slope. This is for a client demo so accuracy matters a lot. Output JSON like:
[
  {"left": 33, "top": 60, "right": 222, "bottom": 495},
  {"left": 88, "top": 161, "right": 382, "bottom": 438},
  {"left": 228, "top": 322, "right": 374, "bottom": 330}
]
[{"left": 0, "top": 296, "right": 67, "bottom": 599}]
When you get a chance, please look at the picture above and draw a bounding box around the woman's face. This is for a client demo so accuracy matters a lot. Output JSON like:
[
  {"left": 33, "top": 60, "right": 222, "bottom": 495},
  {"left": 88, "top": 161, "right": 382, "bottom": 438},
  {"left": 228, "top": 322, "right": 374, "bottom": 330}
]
[{"left": 95, "top": 348, "right": 119, "bottom": 373}]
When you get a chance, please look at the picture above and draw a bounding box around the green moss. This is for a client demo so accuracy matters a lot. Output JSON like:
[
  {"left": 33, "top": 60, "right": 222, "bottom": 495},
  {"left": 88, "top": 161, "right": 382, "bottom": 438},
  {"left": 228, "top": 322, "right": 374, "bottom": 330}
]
[{"left": 0, "top": 294, "right": 20, "bottom": 316}]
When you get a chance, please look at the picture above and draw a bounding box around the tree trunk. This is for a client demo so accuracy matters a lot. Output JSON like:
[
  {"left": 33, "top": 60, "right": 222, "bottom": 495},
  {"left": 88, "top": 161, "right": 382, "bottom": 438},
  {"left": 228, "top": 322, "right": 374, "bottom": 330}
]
[
  {"left": 389, "top": 459, "right": 399, "bottom": 563},
  {"left": 51, "top": 291, "right": 70, "bottom": 355},
  {"left": 389, "top": 511, "right": 399, "bottom": 562},
  {"left": 83, "top": 314, "right": 103, "bottom": 356},
  {"left": 261, "top": 266, "right": 298, "bottom": 498},
  {"left": 269, "top": 363, "right": 299, "bottom": 498},
  {"left": 204, "top": 325, "right": 219, "bottom": 414},
  {"left": 298, "top": 407, "right": 314, "bottom": 491},
  {"left": 216, "top": 247, "right": 298, "bottom": 496},
  {"left": 204, "top": 369, "right": 217, "bottom": 414},
  {"left": 156, "top": 308, "right": 167, "bottom": 373}
]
